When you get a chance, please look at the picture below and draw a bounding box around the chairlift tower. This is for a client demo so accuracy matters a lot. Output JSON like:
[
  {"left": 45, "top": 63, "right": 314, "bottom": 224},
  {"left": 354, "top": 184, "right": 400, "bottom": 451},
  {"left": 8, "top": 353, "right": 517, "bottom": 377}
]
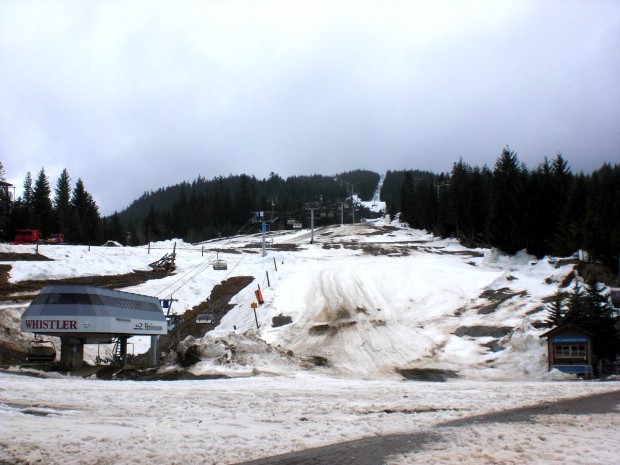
[
  {"left": 343, "top": 182, "right": 356, "bottom": 224},
  {"left": 304, "top": 202, "right": 321, "bottom": 244},
  {"left": 252, "top": 211, "right": 278, "bottom": 257}
]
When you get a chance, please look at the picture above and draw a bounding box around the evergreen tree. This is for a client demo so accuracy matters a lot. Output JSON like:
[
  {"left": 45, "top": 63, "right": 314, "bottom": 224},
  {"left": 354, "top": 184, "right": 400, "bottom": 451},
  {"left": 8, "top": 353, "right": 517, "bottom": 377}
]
[
  {"left": 188, "top": 189, "right": 203, "bottom": 240},
  {"left": 544, "top": 290, "right": 568, "bottom": 327},
  {"left": 564, "top": 279, "right": 588, "bottom": 324},
  {"left": 446, "top": 159, "right": 469, "bottom": 238},
  {"left": 486, "top": 147, "right": 527, "bottom": 254},
  {"left": 70, "top": 179, "right": 87, "bottom": 242},
  {"left": 106, "top": 212, "right": 125, "bottom": 244},
  {"left": 525, "top": 159, "right": 553, "bottom": 256},
  {"left": 470, "top": 166, "right": 491, "bottom": 243},
  {"left": 211, "top": 176, "right": 232, "bottom": 231},
  {"left": 534, "top": 154, "right": 571, "bottom": 257},
  {"left": 554, "top": 174, "right": 588, "bottom": 257},
  {"left": 22, "top": 172, "right": 34, "bottom": 227},
  {"left": 54, "top": 169, "right": 72, "bottom": 238},
  {"left": 0, "top": 162, "right": 10, "bottom": 240},
  {"left": 32, "top": 168, "right": 54, "bottom": 236},
  {"left": 235, "top": 174, "right": 255, "bottom": 225},
  {"left": 70, "top": 179, "right": 102, "bottom": 244},
  {"left": 143, "top": 205, "right": 161, "bottom": 242},
  {"left": 563, "top": 278, "right": 620, "bottom": 360},
  {"left": 171, "top": 184, "right": 189, "bottom": 239},
  {"left": 582, "top": 164, "right": 619, "bottom": 268},
  {"left": 399, "top": 171, "right": 415, "bottom": 225}
]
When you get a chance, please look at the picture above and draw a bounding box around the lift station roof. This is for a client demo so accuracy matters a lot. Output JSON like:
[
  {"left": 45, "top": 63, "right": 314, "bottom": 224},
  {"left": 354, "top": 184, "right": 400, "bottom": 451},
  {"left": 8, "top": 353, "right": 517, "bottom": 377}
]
[{"left": 21, "top": 285, "right": 167, "bottom": 343}]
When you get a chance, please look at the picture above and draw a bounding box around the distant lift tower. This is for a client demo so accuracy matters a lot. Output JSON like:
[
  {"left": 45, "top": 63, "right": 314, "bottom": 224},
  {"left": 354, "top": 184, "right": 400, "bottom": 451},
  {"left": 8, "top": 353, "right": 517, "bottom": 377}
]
[{"left": 252, "top": 211, "right": 278, "bottom": 257}]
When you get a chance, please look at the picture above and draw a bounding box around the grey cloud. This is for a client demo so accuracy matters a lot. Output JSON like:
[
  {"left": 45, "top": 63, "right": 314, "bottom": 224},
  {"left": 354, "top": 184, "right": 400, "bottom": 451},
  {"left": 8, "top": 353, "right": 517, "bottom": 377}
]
[{"left": 1, "top": 1, "right": 618, "bottom": 215}]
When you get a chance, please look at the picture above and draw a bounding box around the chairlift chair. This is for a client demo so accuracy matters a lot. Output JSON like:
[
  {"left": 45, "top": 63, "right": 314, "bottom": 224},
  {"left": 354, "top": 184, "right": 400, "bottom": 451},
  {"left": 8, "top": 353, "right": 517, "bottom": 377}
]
[
  {"left": 196, "top": 313, "right": 215, "bottom": 324},
  {"left": 213, "top": 251, "right": 228, "bottom": 271},
  {"left": 27, "top": 339, "right": 57, "bottom": 363}
]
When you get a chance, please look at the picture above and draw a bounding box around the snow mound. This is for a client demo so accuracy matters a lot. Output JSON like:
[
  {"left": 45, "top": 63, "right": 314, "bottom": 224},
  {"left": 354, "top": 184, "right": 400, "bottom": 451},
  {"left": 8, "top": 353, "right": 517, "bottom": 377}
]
[{"left": 177, "top": 331, "right": 316, "bottom": 378}]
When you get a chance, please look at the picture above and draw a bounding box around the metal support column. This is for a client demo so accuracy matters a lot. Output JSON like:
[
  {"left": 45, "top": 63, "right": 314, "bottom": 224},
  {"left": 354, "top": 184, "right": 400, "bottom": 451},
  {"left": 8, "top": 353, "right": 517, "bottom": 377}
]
[
  {"left": 119, "top": 336, "right": 128, "bottom": 368},
  {"left": 261, "top": 220, "right": 267, "bottom": 257},
  {"left": 149, "top": 335, "right": 158, "bottom": 367}
]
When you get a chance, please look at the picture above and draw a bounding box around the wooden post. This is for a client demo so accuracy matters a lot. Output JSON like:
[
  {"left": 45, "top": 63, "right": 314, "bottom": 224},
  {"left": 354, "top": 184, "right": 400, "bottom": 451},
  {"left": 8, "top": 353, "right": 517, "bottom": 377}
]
[
  {"left": 172, "top": 242, "right": 176, "bottom": 269},
  {"left": 35, "top": 243, "right": 39, "bottom": 255},
  {"left": 266, "top": 271, "right": 270, "bottom": 287},
  {"left": 251, "top": 302, "right": 259, "bottom": 329},
  {"left": 273, "top": 257, "right": 278, "bottom": 272},
  {"left": 202, "top": 246, "right": 204, "bottom": 257},
  {"left": 148, "top": 242, "right": 151, "bottom": 254}
]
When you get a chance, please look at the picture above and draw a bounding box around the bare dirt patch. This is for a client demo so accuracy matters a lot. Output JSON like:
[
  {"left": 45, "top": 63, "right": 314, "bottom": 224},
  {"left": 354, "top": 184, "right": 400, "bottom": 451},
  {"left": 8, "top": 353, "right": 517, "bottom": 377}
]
[
  {"left": 308, "top": 320, "right": 357, "bottom": 336},
  {"left": 454, "top": 326, "right": 513, "bottom": 338},
  {"left": 156, "top": 276, "right": 255, "bottom": 362},
  {"left": 361, "top": 244, "right": 410, "bottom": 256},
  {"left": 475, "top": 288, "right": 527, "bottom": 314},
  {"left": 272, "top": 314, "right": 293, "bottom": 327},
  {"left": 0, "top": 265, "right": 170, "bottom": 301},
  {"left": 242, "top": 242, "right": 301, "bottom": 252},
  {"left": 0, "top": 252, "right": 53, "bottom": 262},
  {"left": 397, "top": 368, "right": 459, "bottom": 382}
]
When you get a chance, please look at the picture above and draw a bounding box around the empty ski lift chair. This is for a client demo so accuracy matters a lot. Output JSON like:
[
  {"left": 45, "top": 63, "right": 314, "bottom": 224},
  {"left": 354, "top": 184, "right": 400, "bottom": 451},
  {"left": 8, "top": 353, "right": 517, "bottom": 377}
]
[
  {"left": 213, "top": 258, "right": 228, "bottom": 270},
  {"left": 196, "top": 313, "right": 215, "bottom": 324},
  {"left": 27, "top": 339, "right": 57, "bottom": 363},
  {"left": 213, "top": 251, "right": 227, "bottom": 270}
]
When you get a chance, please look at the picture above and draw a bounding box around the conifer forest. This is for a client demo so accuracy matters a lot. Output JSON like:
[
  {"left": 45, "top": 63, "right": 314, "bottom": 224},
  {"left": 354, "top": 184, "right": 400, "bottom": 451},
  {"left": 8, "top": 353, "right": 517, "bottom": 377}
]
[{"left": 2, "top": 148, "right": 619, "bottom": 274}]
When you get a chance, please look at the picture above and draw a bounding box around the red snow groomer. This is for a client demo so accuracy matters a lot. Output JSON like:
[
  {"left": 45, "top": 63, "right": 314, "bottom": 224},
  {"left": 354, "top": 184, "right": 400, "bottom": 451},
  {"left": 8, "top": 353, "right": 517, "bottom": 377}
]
[
  {"left": 10, "top": 230, "right": 65, "bottom": 245},
  {"left": 11, "top": 229, "right": 42, "bottom": 245},
  {"left": 46, "top": 233, "right": 64, "bottom": 244}
]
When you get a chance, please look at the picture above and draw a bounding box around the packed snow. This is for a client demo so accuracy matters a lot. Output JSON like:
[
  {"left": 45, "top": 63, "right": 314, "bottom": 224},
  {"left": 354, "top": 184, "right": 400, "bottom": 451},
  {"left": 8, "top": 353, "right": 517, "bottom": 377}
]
[
  {"left": 1, "top": 219, "right": 619, "bottom": 464},
  {"left": 1, "top": 373, "right": 618, "bottom": 465}
]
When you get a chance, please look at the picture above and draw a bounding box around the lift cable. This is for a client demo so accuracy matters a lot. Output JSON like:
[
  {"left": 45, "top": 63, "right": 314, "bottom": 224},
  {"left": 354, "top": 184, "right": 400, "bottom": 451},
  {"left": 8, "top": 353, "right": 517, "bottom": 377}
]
[{"left": 154, "top": 217, "right": 257, "bottom": 299}]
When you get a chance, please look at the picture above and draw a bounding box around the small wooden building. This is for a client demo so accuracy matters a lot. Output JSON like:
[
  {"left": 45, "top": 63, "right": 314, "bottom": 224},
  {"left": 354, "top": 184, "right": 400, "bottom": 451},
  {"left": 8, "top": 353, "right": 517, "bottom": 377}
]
[{"left": 540, "top": 323, "right": 594, "bottom": 375}]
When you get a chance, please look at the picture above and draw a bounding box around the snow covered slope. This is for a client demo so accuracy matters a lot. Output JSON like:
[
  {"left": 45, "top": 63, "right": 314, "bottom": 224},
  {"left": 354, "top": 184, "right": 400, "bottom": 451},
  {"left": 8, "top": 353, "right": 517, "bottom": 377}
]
[
  {"left": 206, "top": 222, "right": 573, "bottom": 380},
  {"left": 1, "top": 221, "right": 575, "bottom": 380}
]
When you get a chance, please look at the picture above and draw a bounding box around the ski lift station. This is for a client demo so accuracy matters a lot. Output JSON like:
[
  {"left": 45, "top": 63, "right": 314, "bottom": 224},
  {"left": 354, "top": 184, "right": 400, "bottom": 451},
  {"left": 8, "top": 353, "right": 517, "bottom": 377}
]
[{"left": 20, "top": 285, "right": 167, "bottom": 369}]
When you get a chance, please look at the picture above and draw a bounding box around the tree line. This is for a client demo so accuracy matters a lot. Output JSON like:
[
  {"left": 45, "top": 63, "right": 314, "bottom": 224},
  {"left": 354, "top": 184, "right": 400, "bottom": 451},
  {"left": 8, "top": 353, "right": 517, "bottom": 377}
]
[
  {"left": 2, "top": 165, "right": 380, "bottom": 245},
  {"left": 4, "top": 150, "right": 619, "bottom": 271},
  {"left": 1, "top": 163, "right": 112, "bottom": 244},
  {"left": 397, "top": 148, "right": 620, "bottom": 273},
  {"left": 121, "top": 170, "right": 381, "bottom": 244}
]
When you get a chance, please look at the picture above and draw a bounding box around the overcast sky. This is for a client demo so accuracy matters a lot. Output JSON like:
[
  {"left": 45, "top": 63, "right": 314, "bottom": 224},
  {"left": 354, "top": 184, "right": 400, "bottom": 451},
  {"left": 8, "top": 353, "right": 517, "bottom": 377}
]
[{"left": 1, "top": 1, "right": 618, "bottom": 215}]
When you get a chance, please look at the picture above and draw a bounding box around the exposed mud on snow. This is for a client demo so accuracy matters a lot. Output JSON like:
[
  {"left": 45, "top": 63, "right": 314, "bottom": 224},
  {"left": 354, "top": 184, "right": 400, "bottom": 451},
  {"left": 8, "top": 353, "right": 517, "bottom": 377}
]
[
  {"left": 453, "top": 326, "right": 513, "bottom": 338},
  {"left": 475, "top": 288, "right": 528, "bottom": 314},
  {"left": 271, "top": 314, "right": 293, "bottom": 327},
  {"left": 0, "top": 252, "right": 53, "bottom": 262},
  {"left": 148, "top": 275, "right": 255, "bottom": 360},
  {"left": 308, "top": 320, "right": 358, "bottom": 336},
  {"left": 397, "top": 368, "right": 460, "bottom": 382},
  {"left": 0, "top": 265, "right": 169, "bottom": 301}
]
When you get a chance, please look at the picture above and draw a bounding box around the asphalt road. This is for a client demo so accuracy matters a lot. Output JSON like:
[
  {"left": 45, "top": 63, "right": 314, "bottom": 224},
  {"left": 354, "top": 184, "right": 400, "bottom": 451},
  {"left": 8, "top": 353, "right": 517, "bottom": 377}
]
[{"left": 235, "top": 389, "right": 620, "bottom": 465}]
